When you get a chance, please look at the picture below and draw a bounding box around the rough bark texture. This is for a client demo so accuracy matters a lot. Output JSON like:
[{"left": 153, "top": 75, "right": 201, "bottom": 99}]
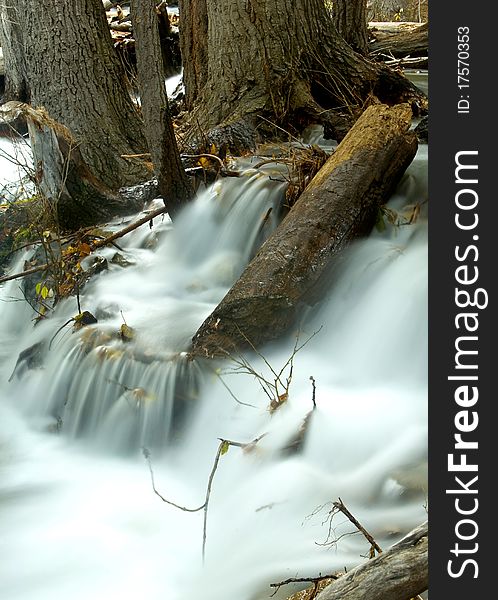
[
  {"left": 191, "top": 104, "right": 417, "bottom": 357},
  {"left": 178, "top": 0, "right": 208, "bottom": 110},
  {"left": 1, "top": 0, "right": 149, "bottom": 189},
  {"left": 315, "top": 522, "right": 428, "bottom": 600},
  {"left": 332, "top": 0, "right": 369, "bottom": 55},
  {"left": 370, "top": 22, "right": 428, "bottom": 59},
  {"left": 131, "top": 0, "right": 192, "bottom": 216},
  {"left": 20, "top": 104, "right": 143, "bottom": 229},
  {"left": 180, "top": 0, "right": 426, "bottom": 141},
  {"left": 0, "top": 3, "right": 29, "bottom": 102}
]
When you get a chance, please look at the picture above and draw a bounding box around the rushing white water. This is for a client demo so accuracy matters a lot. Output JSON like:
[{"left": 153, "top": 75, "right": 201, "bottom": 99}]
[{"left": 0, "top": 137, "right": 427, "bottom": 599}]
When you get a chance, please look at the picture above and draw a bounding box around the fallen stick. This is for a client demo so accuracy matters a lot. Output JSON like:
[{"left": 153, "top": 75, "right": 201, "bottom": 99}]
[
  {"left": 315, "top": 522, "right": 428, "bottom": 600},
  {"left": 0, "top": 205, "right": 168, "bottom": 286}
]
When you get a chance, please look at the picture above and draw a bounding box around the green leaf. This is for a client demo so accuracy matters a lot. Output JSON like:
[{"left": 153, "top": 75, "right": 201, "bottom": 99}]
[
  {"left": 35, "top": 282, "right": 42, "bottom": 295},
  {"left": 41, "top": 286, "right": 49, "bottom": 300},
  {"left": 220, "top": 440, "right": 230, "bottom": 456}
]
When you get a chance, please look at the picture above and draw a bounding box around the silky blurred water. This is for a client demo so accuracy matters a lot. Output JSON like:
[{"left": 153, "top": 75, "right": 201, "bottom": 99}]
[{"left": 0, "top": 131, "right": 427, "bottom": 599}]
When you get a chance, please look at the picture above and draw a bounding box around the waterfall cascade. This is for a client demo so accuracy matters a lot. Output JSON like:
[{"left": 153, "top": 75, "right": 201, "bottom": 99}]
[{"left": 0, "top": 119, "right": 427, "bottom": 600}]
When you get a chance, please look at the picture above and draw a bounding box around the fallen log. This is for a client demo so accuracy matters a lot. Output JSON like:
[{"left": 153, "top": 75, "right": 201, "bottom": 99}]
[
  {"left": 191, "top": 103, "right": 417, "bottom": 357},
  {"left": 313, "top": 521, "right": 428, "bottom": 600},
  {"left": 368, "top": 21, "right": 424, "bottom": 34},
  {"left": 370, "top": 22, "right": 428, "bottom": 60}
]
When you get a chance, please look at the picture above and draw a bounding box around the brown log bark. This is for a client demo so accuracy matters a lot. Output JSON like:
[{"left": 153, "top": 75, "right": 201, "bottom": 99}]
[
  {"left": 130, "top": 0, "right": 192, "bottom": 216},
  {"left": 370, "top": 22, "right": 428, "bottom": 60},
  {"left": 190, "top": 103, "right": 417, "bottom": 357},
  {"left": 314, "top": 522, "right": 428, "bottom": 600}
]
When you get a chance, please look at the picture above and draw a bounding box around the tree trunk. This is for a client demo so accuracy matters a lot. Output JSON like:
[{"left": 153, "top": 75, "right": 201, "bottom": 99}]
[
  {"left": 191, "top": 103, "right": 417, "bottom": 357},
  {"left": 314, "top": 522, "right": 428, "bottom": 600},
  {"left": 178, "top": 0, "right": 208, "bottom": 111},
  {"left": 180, "top": 0, "right": 426, "bottom": 142},
  {"left": 19, "top": 104, "right": 143, "bottom": 229},
  {"left": 131, "top": 0, "right": 192, "bottom": 216},
  {"left": 332, "top": 0, "right": 369, "bottom": 55},
  {"left": 0, "top": 3, "right": 29, "bottom": 102},
  {"left": 1, "top": 0, "right": 149, "bottom": 190}
]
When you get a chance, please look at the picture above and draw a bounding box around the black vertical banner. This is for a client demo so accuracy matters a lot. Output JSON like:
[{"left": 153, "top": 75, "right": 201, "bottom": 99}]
[{"left": 430, "top": 1, "right": 495, "bottom": 597}]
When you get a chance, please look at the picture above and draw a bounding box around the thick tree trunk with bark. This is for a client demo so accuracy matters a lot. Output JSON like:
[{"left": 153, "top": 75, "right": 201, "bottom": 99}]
[
  {"left": 315, "top": 522, "right": 428, "bottom": 600},
  {"left": 332, "top": 0, "right": 369, "bottom": 55},
  {"left": 131, "top": 0, "right": 192, "bottom": 216},
  {"left": 0, "top": 0, "right": 149, "bottom": 190},
  {"left": 0, "top": 4, "right": 28, "bottom": 102},
  {"left": 178, "top": 0, "right": 208, "bottom": 111},
  {"left": 181, "top": 0, "right": 426, "bottom": 143},
  {"left": 17, "top": 103, "right": 143, "bottom": 228},
  {"left": 191, "top": 104, "right": 417, "bottom": 357}
]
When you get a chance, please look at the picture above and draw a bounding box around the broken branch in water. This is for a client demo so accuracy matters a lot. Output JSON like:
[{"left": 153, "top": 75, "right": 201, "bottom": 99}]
[
  {"left": 332, "top": 497, "right": 383, "bottom": 557},
  {"left": 0, "top": 206, "right": 169, "bottom": 286},
  {"left": 143, "top": 434, "right": 266, "bottom": 562}
]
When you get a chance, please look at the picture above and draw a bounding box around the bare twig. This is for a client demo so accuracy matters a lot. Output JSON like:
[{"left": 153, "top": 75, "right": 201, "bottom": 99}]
[
  {"left": 332, "top": 498, "right": 382, "bottom": 557},
  {"left": 310, "top": 376, "right": 316, "bottom": 408},
  {"left": 211, "top": 367, "right": 259, "bottom": 408},
  {"left": 91, "top": 205, "right": 169, "bottom": 249},
  {"left": 0, "top": 262, "right": 50, "bottom": 285},
  {"left": 144, "top": 434, "right": 266, "bottom": 562},
  {"left": 269, "top": 574, "right": 339, "bottom": 598}
]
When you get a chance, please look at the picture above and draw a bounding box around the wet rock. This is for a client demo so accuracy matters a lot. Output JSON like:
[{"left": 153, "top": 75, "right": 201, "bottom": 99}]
[
  {"left": 82, "top": 255, "right": 108, "bottom": 277},
  {"left": 119, "top": 178, "right": 159, "bottom": 208},
  {"left": 110, "top": 252, "right": 135, "bottom": 268},
  {"left": 8, "top": 340, "right": 46, "bottom": 381},
  {"left": 414, "top": 116, "right": 428, "bottom": 143}
]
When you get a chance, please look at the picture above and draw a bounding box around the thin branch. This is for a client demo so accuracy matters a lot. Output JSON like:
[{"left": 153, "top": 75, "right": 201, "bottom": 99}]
[
  {"left": 332, "top": 498, "right": 383, "bottom": 557},
  {"left": 310, "top": 376, "right": 316, "bottom": 408},
  {"left": 143, "top": 448, "right": 205, "bottom": 513},
  {"left": 144, "top": 435, "right": 266, "bottom": 562},
  {"left": 258, "top": 115, "right": 307, "bottom": 148},
  {"left": 91, "top": 205, "right": 169, "bottom": 249},
  {"left": 211, "top": 367, "right": 259, "bottom": 408},
  {"left": 0, "top": 262, "right": 49, "bottom": 285},
  {"left": 0, "top": 205, "right": 171, "bottom": 286},
  {"left": 270, "top": 575, "right": 339, "bottom": 588}
]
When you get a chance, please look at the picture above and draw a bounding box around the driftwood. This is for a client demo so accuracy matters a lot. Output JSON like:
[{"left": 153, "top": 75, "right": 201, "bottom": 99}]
[
  {"left": 314, "top": 522, "right": 428, "bottom": 600},
  {"left": 370, "top": 22, "right": 428, "bottom": 61},
  {"left": 190, "top": 104, "right": 417, "bottom": 357},
  {"left": 368, "top": 21, "right": 424, "bottom": 34}
]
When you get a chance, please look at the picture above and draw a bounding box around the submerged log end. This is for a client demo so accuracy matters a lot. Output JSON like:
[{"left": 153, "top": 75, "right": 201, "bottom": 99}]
[{"left": 191, "top": 295, "right": 297, "bottom": 358}]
